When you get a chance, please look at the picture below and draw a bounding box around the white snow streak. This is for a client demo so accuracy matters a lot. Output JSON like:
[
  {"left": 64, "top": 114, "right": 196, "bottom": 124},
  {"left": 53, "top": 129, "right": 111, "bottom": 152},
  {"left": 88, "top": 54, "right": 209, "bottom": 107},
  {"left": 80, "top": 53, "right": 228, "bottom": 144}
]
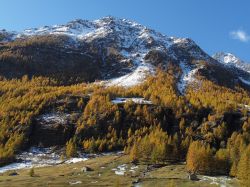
[
  {"left": 239, "top": 77, "right": 250, "bottom": 85},
  {"left": 106, "top": 63, "right": 154, "bottom": 87},
  {"left": 178, "top": 62, "right": 200, "bottom": 94},
  {"left": 111, "top": 97, "right": 152, "bottom": 105},
  {"left": 0, "top": 147, "right": 88, "bottom": 173}
]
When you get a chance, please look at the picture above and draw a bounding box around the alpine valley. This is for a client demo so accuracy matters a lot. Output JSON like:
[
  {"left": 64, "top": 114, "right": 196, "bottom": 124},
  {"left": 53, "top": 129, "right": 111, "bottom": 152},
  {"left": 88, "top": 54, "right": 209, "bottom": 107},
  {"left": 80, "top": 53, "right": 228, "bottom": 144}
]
[{"left": 0, "top": 17, "right": 250, "bottom": 186}]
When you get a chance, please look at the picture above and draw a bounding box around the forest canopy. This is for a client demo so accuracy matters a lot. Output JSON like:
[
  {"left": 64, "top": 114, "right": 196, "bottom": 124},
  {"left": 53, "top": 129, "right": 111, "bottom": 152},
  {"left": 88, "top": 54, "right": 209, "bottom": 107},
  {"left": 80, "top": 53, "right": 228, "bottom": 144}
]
[{"left": 0, "top": 70, "right": 249, "bottom": 185}]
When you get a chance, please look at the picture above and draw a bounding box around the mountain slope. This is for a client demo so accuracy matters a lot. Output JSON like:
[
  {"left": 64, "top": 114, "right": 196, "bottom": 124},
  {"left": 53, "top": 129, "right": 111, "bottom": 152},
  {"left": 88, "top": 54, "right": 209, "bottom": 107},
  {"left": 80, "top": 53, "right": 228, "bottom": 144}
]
[{"left": 0, "top": 16, "right": 249, "bottom": 91}]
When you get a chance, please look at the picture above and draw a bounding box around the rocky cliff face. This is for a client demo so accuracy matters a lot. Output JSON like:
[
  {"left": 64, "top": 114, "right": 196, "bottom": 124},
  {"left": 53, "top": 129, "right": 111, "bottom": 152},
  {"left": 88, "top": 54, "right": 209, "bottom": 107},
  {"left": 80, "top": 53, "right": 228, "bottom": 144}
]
[
  {"left": 30, "top": 113, "right": 75, "bottom": 147},
  {"left": 28, "top": 95, "right": 88, "bottom": 147}
]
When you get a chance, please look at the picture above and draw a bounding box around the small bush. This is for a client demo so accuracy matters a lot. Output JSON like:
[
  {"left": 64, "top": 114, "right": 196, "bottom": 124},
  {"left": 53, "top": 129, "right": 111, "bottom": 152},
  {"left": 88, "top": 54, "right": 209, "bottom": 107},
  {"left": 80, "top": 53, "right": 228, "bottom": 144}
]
[
  {"left": 29, "top": 167, "right": 35, "bottom": 177},
  {"left": 66, "top": 139, "right": 77, "bottom": 158}
]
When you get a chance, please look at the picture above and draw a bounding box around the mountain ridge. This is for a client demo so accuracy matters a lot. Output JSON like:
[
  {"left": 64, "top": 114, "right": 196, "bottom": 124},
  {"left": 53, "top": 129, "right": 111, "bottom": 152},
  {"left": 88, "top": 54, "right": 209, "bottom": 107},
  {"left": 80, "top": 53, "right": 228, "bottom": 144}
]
[{"left": 0, "top": 16, "right": 250, "bottom": 92}]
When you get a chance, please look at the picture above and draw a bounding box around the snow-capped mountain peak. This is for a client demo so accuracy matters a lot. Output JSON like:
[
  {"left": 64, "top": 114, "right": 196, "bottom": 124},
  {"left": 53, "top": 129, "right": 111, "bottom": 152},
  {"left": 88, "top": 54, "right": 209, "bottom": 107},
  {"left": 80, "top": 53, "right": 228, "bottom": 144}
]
[
  {"left": 213, "top": 52, "right": 241, "bottom": 65},
  {"left": 1, "top": 17, "right": 249, "bottom": 93},
  {"left": 213, "top": 52, "right": 250, "bottom": 73}
]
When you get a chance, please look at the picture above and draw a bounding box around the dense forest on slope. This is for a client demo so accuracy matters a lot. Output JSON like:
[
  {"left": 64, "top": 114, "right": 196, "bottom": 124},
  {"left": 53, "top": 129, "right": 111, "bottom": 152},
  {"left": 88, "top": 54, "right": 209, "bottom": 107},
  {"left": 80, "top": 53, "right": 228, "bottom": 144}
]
[
  {"left": 0, "top": 69, "right": 250, "bottom": 185},
  {"left": 0, "top": 36, "right": 102, "bottom": 84}
]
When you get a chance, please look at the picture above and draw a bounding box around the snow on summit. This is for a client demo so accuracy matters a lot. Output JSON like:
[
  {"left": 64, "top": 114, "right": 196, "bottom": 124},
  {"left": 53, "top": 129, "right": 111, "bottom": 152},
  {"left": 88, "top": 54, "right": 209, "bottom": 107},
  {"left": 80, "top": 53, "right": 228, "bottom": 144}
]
[{"left": 213, "top": 52, "right": 250, "bottom": 74}]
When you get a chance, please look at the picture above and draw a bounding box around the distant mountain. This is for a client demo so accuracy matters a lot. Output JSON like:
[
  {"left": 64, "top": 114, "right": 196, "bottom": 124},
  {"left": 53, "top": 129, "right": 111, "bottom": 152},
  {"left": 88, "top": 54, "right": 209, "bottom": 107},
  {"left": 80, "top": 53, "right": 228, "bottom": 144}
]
[
  {"left": 0, "top": 16, "right": 249, "bottom": 91},
  {"left": 213, "top": 52, "right": 250, "bottom": 73}
]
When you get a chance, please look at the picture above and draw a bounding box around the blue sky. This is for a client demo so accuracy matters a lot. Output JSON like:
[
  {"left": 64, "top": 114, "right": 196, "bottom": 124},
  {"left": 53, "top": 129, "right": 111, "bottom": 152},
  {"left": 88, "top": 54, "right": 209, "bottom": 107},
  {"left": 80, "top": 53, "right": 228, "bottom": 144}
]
[{"left": 1, "top": 0, "right": 249, "bottom": 61}]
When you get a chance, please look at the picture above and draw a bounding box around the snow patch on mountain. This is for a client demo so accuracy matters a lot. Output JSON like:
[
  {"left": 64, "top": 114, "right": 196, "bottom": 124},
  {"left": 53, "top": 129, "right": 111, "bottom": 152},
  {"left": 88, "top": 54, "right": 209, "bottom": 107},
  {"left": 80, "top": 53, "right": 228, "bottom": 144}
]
[
  {"left": 112, "top": 97, "right": 152, "bottom": 105},
  {"left": 0, "top": 147, "right": 88, "bottom": 173},
  {"left": 106, "top": 63, "right": 155, "bottom": 87},
  {"left": 178, "top": 62, "right": 201, "bottom": 94},
  {"left": 239, "top": 77, "right": 250, "bottom": 86},
  {"left": 0, "top": 30, "right": 18, "bottom": 42},
  {"left": 16, "top": 20, "right": 96, "bottom": 41}
]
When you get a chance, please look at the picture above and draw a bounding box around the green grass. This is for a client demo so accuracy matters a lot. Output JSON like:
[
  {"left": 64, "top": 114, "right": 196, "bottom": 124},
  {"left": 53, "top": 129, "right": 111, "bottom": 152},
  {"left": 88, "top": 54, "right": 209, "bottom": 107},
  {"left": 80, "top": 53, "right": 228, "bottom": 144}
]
[
  {"left": 141, "top": 164, "right": 239, "bottom": 187},
  {"left": 0, "top": 155, "right": 240, "bottom": 187}
]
